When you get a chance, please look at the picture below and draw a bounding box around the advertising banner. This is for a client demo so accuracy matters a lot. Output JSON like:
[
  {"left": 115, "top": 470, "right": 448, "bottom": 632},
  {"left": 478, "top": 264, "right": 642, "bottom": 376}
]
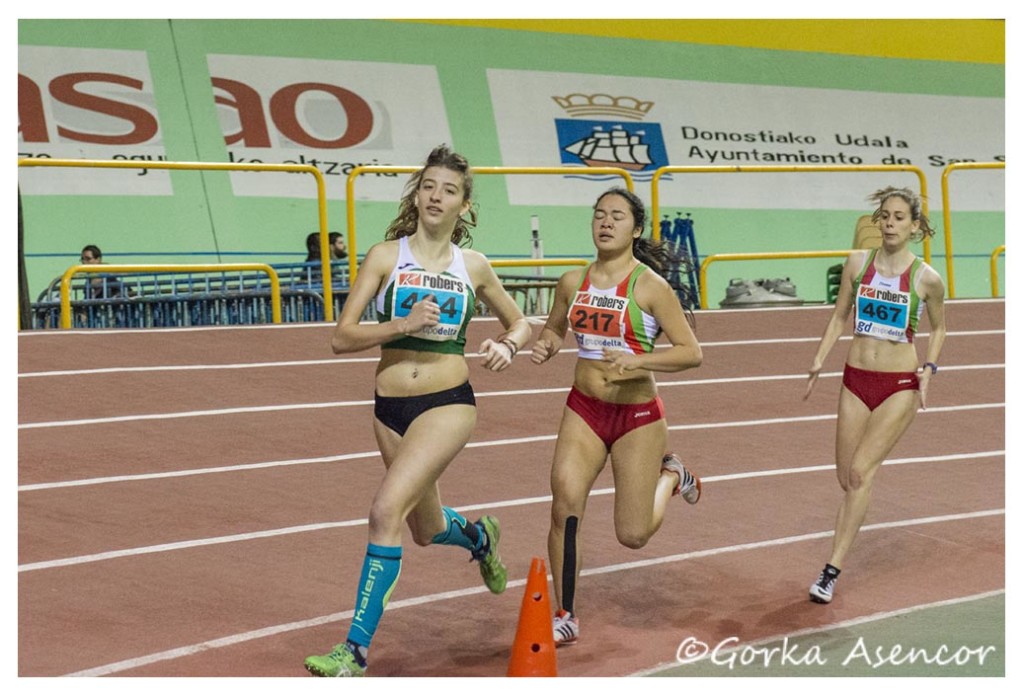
[
  {"left": 208, "top": 54, "right": 453, "bottom": 200},
  {"left": 18, "top": 46, "right": 172, "bottom": 195},
  {"left": 488, "top": 69, "right": 1005, "bottom": 211}
]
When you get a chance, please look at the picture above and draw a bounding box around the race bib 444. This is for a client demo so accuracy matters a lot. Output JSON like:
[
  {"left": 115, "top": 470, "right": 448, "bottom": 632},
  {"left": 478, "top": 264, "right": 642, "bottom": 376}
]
[{"left": 392, "top": 270, "right": 468, "bottom": 341}]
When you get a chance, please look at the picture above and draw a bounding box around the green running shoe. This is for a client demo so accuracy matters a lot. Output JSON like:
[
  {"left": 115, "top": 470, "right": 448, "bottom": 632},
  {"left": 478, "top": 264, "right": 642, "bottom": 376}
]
[
  {"left": 304, "top": 642, "right": 366, "bottom": 677},
  {"left": 474, "top": 515, "right": 508, "bottom": 594}
]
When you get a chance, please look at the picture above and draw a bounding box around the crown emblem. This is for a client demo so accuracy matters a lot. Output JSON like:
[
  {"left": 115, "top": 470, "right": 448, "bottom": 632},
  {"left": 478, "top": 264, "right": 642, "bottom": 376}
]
[{"left": 552, "top": 93, "right": 653, "bottom": 121}]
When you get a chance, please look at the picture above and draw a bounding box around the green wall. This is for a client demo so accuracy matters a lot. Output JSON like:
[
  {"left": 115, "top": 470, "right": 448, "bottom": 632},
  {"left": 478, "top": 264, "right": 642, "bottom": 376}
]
[{"left": 18, "top": 19, "right": 1005, "bottom": 305}]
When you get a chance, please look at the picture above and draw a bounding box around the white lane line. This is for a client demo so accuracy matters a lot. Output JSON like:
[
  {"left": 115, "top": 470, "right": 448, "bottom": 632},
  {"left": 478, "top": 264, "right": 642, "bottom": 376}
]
[
  {"left": 58, "top": 508, "right": 1005, "bottom": 677},
  {"left": 17, "top": 298, "right": 1003, "bottom": 343},
  {"left": 16, "top": 365, "right": 1005, "bottom": 430},
  {"left": 19, "top": 450, "right": 1005, "bottom": 572},
  {"left": 18, "top": 450, "right": 389, "bottom": 491},
  {"left": 17, "top": 400, "right": 1005, "bottom": 493},
  {"left": 18, "top": 329, "right": 1002, "bottom": 378},
  {"left": 18, "top": 356, "right": 383, "bottom": 378}
]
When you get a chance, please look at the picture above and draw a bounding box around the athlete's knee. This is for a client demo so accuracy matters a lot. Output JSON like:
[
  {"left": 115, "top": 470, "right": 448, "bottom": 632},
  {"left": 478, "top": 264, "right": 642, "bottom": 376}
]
[
  {"left": 550, "top": 470, "right": 580, "bottom": 502},
  {"left": 848, "top": 469, "right": 864, "bottom": 490},
  {"left": 367, "top": 496, "right": 404, "bottom": 538},
  {"left": 550, "top": 492, "right": 585, "bottom": 526},
  {"left": 615, "top": 526, "right": 652, "bottom": 550},
  {"left": 846, "top": 464, "right": 878, "bottom": 492}
]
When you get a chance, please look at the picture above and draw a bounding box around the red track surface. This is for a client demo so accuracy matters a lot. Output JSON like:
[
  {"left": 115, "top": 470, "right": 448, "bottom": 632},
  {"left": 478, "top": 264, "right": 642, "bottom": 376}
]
[{"left": 17, "top": 300, "right": 1005, "bottom": 677}]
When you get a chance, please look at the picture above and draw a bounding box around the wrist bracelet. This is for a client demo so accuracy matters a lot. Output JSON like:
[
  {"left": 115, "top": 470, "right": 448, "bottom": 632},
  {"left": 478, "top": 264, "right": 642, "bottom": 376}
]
[
  {"left": 923, "top": 362, "right": 938, "bottom": 374},
  {"left": 500, "top": 338, "right": 518, "bottom": 358}
]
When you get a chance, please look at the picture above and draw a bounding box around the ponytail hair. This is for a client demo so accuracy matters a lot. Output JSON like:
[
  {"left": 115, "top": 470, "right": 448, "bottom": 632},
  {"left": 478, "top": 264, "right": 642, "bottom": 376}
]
[{"left": 595, "top": 187, "right": 697, "bottom": 327}]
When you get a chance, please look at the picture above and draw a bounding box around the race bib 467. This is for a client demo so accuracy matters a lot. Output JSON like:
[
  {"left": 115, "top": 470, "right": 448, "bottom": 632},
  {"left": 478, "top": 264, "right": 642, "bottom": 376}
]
[{"left": 855, "top": 286, "right": 910, "bottom": 340}]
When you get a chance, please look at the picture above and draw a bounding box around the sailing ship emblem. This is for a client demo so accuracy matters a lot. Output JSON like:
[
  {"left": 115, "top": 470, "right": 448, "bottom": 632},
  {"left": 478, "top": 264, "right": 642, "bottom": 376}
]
[
  {"left": 552, "top": 94, "right": 667, "bottom": 176},
  {"left": 562, "top": 125, "right": 652, "bottom": 171}
]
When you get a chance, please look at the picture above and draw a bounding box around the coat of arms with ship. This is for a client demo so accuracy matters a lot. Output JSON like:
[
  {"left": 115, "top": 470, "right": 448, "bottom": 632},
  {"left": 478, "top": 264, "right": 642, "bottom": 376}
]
[{"left": 553, "top": 93, "right": 668, "bottom": 175}]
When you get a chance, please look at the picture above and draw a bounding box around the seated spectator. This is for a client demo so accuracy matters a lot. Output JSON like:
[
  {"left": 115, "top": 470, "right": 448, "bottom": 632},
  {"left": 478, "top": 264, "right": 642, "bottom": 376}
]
[
  {"left": 305, "top": 233, "right": 322, "bottom": 262},
  {"left": 79, "top": 245, "right": 102, "bottom": 265},
  {"left": 80, "top": 244, "right": 126, "bottom": 299},
  {"left": 328, "top": 232, "right": 348, "bottom": 260},
  {"left": 301, "top": 233, "right": 349, "bottom": 315},
  {"left": 305, "top": 232, "right": 348, "bottom": 262}
]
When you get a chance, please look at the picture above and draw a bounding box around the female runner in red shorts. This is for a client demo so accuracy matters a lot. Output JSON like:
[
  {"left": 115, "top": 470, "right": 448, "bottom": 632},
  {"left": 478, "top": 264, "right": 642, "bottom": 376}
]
[
  {"left": 804, "top": 186, "right": 947, "bottom": 603},
  {"left": 530, "top": 187, "right": 703, "bottom": 646}
]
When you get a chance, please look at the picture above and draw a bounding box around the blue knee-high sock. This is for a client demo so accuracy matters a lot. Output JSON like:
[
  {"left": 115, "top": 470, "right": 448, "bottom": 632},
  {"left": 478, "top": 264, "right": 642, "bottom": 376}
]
[
  {"left": 346, "top": 543, "right": 402, "bottom": 650},
  {"left": 430, "top": 506, "right": 485, "bottom": 555}
]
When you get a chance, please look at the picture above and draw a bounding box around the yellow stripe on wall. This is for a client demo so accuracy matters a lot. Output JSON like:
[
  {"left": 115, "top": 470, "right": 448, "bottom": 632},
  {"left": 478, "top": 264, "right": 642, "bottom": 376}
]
[{"left": 397, "top": 19, "right": 1004, "bottom": 65}]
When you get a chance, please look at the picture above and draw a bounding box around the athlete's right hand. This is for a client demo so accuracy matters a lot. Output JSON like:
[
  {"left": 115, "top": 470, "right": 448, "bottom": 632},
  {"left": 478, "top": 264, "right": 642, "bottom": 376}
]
[
  {"left": 401, "top": 294, "right": 439, "bottom": 334},
  {"left": 530, "top": 338, "right": 557, "bottom": 364}
]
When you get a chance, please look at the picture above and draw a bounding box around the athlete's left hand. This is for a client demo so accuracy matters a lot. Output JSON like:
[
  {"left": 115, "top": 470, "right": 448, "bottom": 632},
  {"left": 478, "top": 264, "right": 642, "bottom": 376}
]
[
  {"left": 917, "top": 369, "right": 931, "bottom": 409},
  {"left": 602, "top": 348, "right": 641, "bottom": 375},
  {"left": 479, "top": 338, "right": 514, "bottom": 372},
  {"left": 804, "top": 364, "right": 822, "bottom": 400}
]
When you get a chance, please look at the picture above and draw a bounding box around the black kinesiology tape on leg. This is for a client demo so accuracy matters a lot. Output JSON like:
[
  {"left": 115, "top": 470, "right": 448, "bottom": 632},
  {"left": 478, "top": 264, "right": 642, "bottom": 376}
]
[{"left": 562, "top": 516, "right": 579, "bottom": 614}]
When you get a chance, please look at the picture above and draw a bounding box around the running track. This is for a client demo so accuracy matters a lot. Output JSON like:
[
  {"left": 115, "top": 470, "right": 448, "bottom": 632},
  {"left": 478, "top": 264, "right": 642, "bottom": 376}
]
[{"left": 17, "top": 299, "right": 1005, "bottom": 677}]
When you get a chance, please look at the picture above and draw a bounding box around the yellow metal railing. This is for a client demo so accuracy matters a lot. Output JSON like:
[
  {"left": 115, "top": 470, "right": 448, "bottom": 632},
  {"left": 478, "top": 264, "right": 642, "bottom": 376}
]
[
  {"left": 651, "top": 163, "right": 931, "bottom": 258},
  {"left": 17, "top": 158, "right": 336, "bottom": 320},
  {"left": 57, "top": 263, "right": 282, "bottom": 329},
  {"left": 345, "top": 166, "right": 634, "bottom": 282},
  {"left": 990, "top": 244, "right": 1006, "bottom": 298},
  {"left": 698, "top": 250, "right": 854, "bottom": 310},
  {"left": 941, "top": 161, "right": 1006, "bottom": 298}
]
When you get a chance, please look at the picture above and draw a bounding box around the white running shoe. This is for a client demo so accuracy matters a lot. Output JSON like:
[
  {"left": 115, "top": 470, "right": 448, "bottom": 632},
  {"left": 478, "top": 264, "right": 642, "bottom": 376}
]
[
  {"left": 661, "top": 453, "right": 702, "bottom": 504},
  {"left": 809, "top": 567, "right": 839, "bottom": 603},
  {"left": 552, "top": 609, "right": 579, "bottom": 646}
]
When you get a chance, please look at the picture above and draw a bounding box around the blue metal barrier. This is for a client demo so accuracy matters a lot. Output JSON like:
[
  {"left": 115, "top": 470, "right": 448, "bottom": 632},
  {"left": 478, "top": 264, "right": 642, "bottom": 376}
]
[
  {"left": 29, "top": 260, "right": 564, "bottom": 329},
  {"left": 30, "top": 261, "right": 354, "bottom": 329}
]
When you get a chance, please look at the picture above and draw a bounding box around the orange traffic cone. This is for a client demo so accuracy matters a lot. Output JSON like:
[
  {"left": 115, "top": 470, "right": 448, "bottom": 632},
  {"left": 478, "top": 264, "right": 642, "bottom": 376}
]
[{"left": 507, "top": 556, "right": 558, "bottom": 677}]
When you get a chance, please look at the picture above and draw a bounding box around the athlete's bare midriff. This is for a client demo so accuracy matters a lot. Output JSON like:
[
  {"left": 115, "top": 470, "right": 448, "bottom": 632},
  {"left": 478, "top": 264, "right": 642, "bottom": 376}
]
[
  {"left": 572, "top": 358, "right": 658, "bottom": 404},
  {"left": 846, "top": 335, "right": 919, "bottom": 373},
  {"left": 375, "top": 349, "right": 469, "bottom": 397}
]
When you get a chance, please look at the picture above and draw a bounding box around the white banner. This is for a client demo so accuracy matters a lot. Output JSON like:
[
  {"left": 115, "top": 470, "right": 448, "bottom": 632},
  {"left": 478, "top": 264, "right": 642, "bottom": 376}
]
[
  {"left": 208, "top": 54, "right": 453, "bottom": 200},
  {"left": 17, "top": 46, "right": 171, "bottom": 195},
  {"left": 487, "top": 69, "right": 1005, "bottom": 212}
]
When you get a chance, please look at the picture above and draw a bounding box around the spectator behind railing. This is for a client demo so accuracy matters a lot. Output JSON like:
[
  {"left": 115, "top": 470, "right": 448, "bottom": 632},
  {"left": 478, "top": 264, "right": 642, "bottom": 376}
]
[
  {"left": 38, "top": 244, "right": 130, "bottom": 301},
  {"left": 31, "top": 240, "right": 357, "bottom": 329},
  {"left": 303, "top": 232, "right": 349, "bottom": 296},
  {"left": 79, "top": 244, "right": 130, "bottom": 299},
  {"left": 305, "top": 231, "right": 348, "bottom": 262}
]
